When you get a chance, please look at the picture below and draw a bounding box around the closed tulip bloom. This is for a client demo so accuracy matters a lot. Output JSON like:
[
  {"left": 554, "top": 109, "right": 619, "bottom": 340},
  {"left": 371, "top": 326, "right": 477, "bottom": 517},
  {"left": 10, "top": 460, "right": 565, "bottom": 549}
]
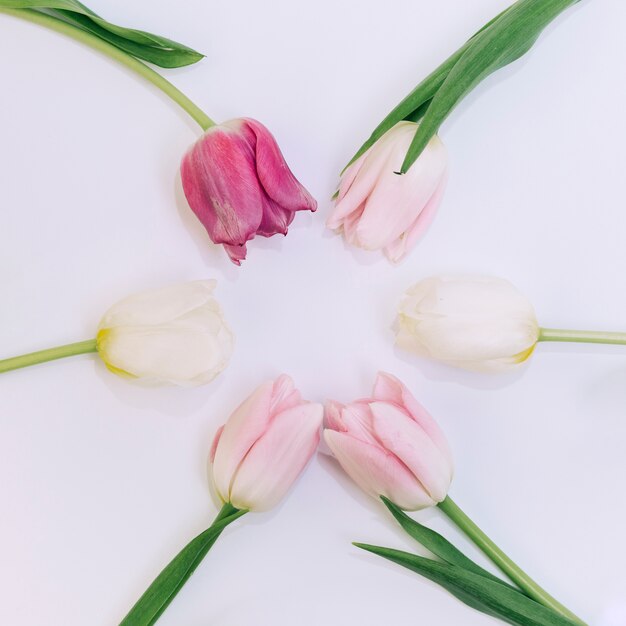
[
  {"left": 96, "top": 281, "right": 233, "bottom": 386},
  {"left": 181, "top": 118, "right": 317, "bottom": 265},
  {"left": 327, "top": 121, "right": 447, "bottom": 262},
  {"left": 396, "top": 275, "right": 540, "bottom": 373},
  {"left": 210, "top": 375, "right": 323, "bottom": 511},
  {"left": 324, "top": 372, "right": 453, "bottom": 511}
]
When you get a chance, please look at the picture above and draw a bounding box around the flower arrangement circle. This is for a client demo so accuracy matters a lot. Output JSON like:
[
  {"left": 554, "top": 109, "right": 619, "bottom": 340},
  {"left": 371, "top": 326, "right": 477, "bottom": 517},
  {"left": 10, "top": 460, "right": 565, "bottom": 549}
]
[{"left": 0, "top": 2, "right": 616, "bottom": 626}]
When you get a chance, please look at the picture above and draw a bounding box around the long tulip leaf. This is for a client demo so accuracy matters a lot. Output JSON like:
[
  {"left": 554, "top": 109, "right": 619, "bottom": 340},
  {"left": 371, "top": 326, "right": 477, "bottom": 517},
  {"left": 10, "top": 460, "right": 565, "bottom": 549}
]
[
  {"left": 380, "top": 497, "right": 518, "bottom": 591},
  {"left": 119, "top": 506, "right": 246, "bottom": 626},
  {"left": 0, "top": 0, "right": 203, "bottom": 67},
  {"left": 354, "top": 543, "right": 581, "bottom": 626},
  {"left": 343, "top": 2, "right": 517, "bottom": 170},
  {"left": 400, "top": 0, "right": 580, "bottom": 173}
]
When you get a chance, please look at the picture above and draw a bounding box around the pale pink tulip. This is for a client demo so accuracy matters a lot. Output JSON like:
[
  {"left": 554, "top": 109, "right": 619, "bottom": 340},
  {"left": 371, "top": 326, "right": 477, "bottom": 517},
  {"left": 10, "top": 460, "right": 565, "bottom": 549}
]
[
  {"left": 210, "top": 375, "right": 323, "bottom": 511},
  {"left": 181, "top": 118, "right": 317, "bottom": 265},
  {"left": 327, "top": 121, "right": 447, "bottom": 262},
  {"left": 324, "top": 372, "right": 453, "bottom": 510}
]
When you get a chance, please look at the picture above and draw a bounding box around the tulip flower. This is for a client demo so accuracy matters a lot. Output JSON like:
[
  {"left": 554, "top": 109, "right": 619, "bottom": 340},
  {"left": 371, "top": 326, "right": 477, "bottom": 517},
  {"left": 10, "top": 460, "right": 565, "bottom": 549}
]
[
  {"left": 2, "top": 7, "right": 315, "bottom": 266},
  {"left": 324, "top": 372, "right": 453, "bottom": 510},
  {"left": 396, "top": 275, "right": 626, "bottom": 373},
  {"left": 181, "top": 118, "right": 317, "bottom": 265},
  {"left": 338, "top": 0, "right": 581, "bottom": 263},
  {"left": 396, "top": 275, "right": 539, "bottom": 373},
  {"left": 210, "top": 374, "right": 324, "bottom": 511},
  {"left": 328, "top": 372, "right": 584, "bottom": 626},
  {"left": 0, "top": 281, "right": 234, "bottom": 386},
  {"left": 327, "top": 121, "right": 448, "bottom": 262},
  {"left": 119, "top": 376, "right": 322, "bottom": 625}
]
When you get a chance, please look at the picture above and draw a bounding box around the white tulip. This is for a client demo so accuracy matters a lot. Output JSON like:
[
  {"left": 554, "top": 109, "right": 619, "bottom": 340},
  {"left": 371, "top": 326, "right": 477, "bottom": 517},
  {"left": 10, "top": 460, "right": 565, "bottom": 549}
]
[
  {"left": 395, "top": 275, "right": 539, "bottom": 373},
  {"left": 96, "top": 281, "right": 234, "bottom": 386}
]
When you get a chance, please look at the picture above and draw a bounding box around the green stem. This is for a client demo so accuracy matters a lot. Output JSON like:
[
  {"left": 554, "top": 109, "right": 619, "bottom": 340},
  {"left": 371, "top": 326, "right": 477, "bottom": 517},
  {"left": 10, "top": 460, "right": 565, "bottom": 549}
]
[
  {"left": 0, "top": 8, "right": 215, "bottom": 130},
  {"left": 120, "top": 503, "right": 246, "bottom": 626},
  {"left": 0, "top": 339, "right": 98, "bottom": 374},
  {"left": 538, "top": 327, "right": 626, "bottom": 346},
  {"left": 438, "top": 497, "right": 585, "bottom": 625}
]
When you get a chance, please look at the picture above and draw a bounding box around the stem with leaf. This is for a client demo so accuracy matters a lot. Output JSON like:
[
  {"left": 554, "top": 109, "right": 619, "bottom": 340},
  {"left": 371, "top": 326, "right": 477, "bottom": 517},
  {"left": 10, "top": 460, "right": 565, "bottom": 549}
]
[
  {"left": 438, "top": 497, "right": 585, "bottom": 625},
  {"left": 0, "top": 8, "right": 214, "bottom": 130},
  {"left": 119, "top": 503, "right": 246, "bottom": 626}
]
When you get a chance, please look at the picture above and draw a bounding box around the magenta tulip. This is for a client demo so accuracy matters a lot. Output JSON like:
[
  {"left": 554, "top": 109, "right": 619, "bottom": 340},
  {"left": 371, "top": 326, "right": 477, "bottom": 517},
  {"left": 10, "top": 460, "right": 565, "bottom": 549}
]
[
  {"left": 324, "top": 372, "right": 453, "bottom": 510},
  {"left": 210, "top": 375, "right": 323, "bottom": 511},
  {"left": 327, "top": 121, "right": 447, "bottom": 262},
  {"left": 181, "top": 118, "right": 317, "bottom": 265}
]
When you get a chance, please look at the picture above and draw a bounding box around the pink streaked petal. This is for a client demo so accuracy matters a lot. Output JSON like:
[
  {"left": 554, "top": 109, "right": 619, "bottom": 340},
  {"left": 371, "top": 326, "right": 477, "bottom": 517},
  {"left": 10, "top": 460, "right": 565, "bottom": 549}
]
[
  {"left": 211, "top": 381, "right": 274, "bottom": 502},
  {"left": 230, "top": 403, "right": 323, "bottom": 511},
  {"left": 256, "top": 194, "right": 295, "bottom": 238},
  {"left": 324, "top": 400, "right": 347, "bottom": 431},
  {"left": 242, "top": 118, "right": 317, "bottom": 214},
  {"left": 181, "top": 127, "right": 264, "bottom": 247},
  {"left": 324, "top": 430, "right": 434, "bottom": 511},
  {"left": 370, "top": 401, "right": 453, "bottom": 503},
  {"left": 270, "top": 374, "right": 302, "bottom": 416},
  {"left": 222, "top": 242, "right": 247, "bottom": 266}
]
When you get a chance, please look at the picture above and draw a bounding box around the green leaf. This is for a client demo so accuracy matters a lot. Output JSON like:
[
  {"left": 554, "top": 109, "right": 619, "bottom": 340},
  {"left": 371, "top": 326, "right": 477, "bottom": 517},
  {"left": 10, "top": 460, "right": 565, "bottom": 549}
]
[
  {"left": 120, "top": 505, "right": 246, "bottom": 626},
  {"left": 0, "top": 1, "right": 204, "bottom": 67},
  {"left": 400, "top": 0, "right": 580, "bottom": 173},
  {"left": 342, "top": 2, "right": 517, "bottom": 171},
  {"left": 354, "top": 543, "right": 580, "bottom": 626},
  {"left": 380, "top": 497, "right": 518, "bottom": 592}
]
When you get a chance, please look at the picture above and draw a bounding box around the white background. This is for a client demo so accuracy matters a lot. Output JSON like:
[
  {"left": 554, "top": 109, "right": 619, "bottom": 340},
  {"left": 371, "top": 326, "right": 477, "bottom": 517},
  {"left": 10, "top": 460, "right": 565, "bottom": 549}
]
[{"left": 1, "top": 1, "right": 625, "bottom": 624}]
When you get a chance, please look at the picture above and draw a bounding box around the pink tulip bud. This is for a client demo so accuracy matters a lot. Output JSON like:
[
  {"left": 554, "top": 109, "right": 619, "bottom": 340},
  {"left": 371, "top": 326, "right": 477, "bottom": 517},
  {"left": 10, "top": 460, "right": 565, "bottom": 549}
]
[
  {"left": 327, "top": 121, "right": 447, "bottom": 262},
  {"left": 181, "top": 118, "right": 317, "bottom": 265},
  {"left": 324, "top": 372, "right": 453, "bottom": 510},
  {"left": 210, "top": 375, "right": 323, "bottom": 511}
]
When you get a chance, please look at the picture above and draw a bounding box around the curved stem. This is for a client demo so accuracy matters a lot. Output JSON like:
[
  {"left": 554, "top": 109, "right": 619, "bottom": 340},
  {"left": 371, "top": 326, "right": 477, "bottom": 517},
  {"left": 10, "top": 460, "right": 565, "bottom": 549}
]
[
  {"left": 438, "top": 497, "right": 585, "bottom": 625},
  {"left": 538, "top": 327, "right": 626, "bottom": 345},
  {"left": 0, "top": 339, "right": 98, "bottom": 374},
  {"left": 0, "top": 8, "right": 215, "bottom": 130}
]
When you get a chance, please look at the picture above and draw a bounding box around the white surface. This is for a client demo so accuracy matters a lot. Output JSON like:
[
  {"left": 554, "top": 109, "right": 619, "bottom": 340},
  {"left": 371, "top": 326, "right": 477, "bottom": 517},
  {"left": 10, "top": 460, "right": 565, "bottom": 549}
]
[{"left": 1, "top": 1, "right": 625, "bottom": 624}]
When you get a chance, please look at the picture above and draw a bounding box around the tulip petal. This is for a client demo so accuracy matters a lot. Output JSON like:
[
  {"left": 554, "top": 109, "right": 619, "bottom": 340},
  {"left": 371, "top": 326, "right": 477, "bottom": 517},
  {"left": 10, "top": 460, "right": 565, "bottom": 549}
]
[
  {"left": 222, "top": 242, "right": 248, "bottom": 266},
  {"left": 230, "top": 403, "right": 323, "bottom": 511},
  {"left": 256, "top": 195, "right": 296, "bottom": 238},
  {"left": 355, "top": 131, "right": 447, "bottom": 251},
  {"left": 242, "top": 118, "right": 317, "bottom": 214},
  {"left": 324, "top": 430, "right": 434, "bottom": 511},
  {"left": 211, "top": 381, "right": 274, "bottom": 502},
  {"left": 324, "top": 400, "right": 347, "bottom": 432},
  {"left": 336, "top": 151, "right": 368, "bottom": 203},
  {"left": 369, "top": 401, "right": 452, "bottom": 503},
  {"left": 395, "top": 276, "right": 539, "bottom": 372},
  {"left": 326, "top": 129, "right": 400, "bottom": 230},
  {"left": 97, "top": 305, "right": 234, "bottom": 387},
  {"left": 181, "top": 125, "right": 264, "bottom": 247},
  {"left": 270, "top": 374, "right": 302, "bottom": 415},
  {"left": 336, "top": 401, "right": 379, "bottom": 446},
  {"left": 209, "top": 425, "right": 224, "bottom": 464},
  {"left": 383, "top": 171, "right": 447, "bottom": 263},
  {"left": 372, "top": 373, "right": 453, "bottom": 464},
  {"left": 98, "top": 281, "right": 217, "bottom": 329}
]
